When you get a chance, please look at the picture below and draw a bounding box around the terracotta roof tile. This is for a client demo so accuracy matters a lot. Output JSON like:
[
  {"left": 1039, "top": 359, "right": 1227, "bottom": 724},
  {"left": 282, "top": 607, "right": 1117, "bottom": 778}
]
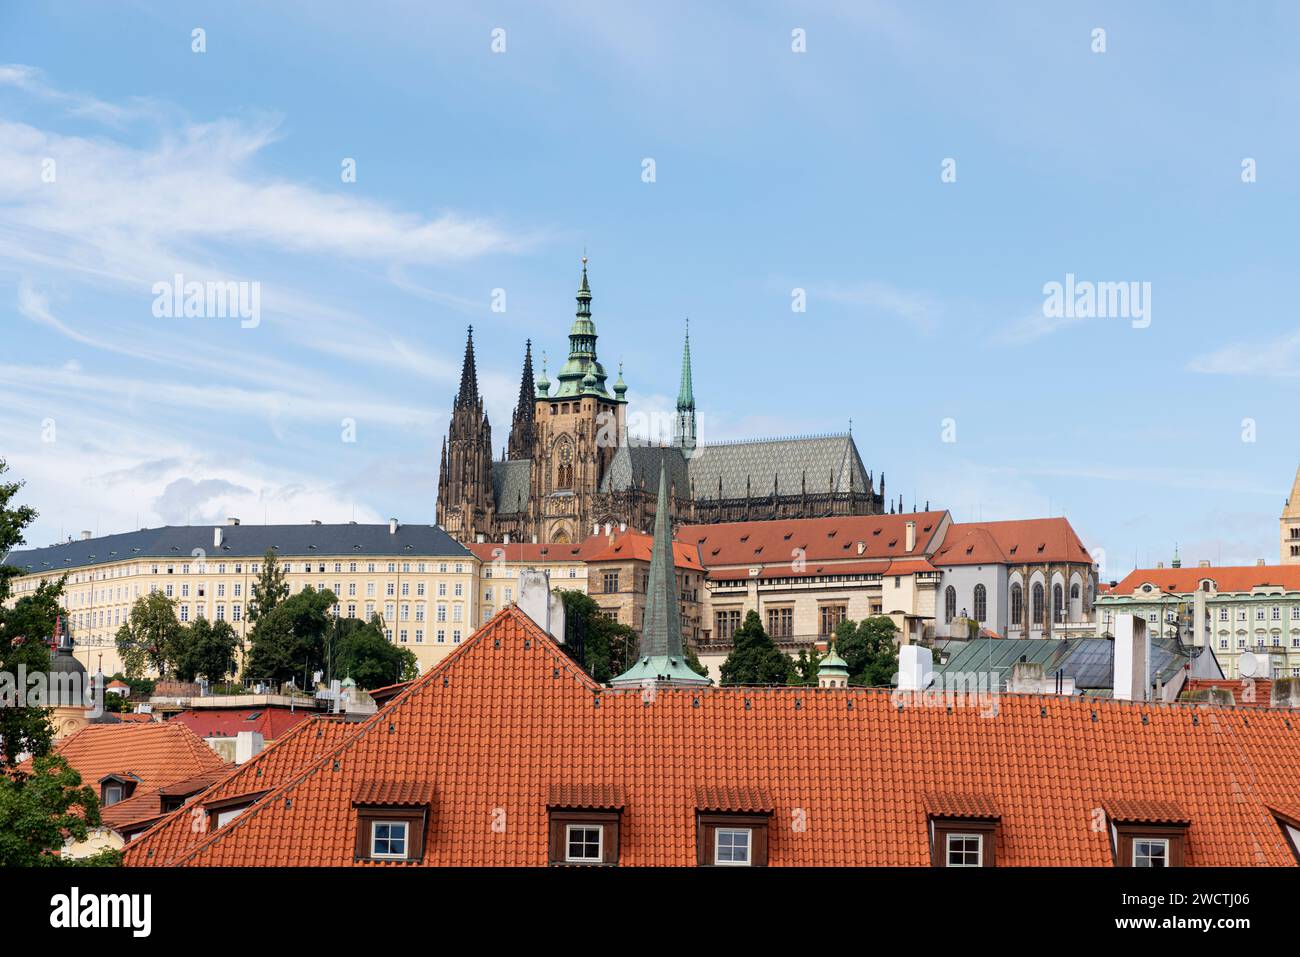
[
  {"left": 547, "top": 783, "right": 626, "bottom": 809},
  {"left": 352, "top": 779, "right": 434, "bottom": 806},
  {"left": 1112, "top": 565, "right": 1300, "bottom": 595},
  {"left": 695, "top": 786, "right": 773, "bottom": 813},
  {"left": 924, "top": 791, "right": 1000, "bottom": 820},
  {"left": 681, "top": 512, "right": 947, "bottom": 569},
  {"left": 1103, "top": 798, "right": 1190, "bottom": 825},
  {"left": 123, "top": 607, "right": 1300, "bottom": 867},
  {"left": 932, "top": 518, "right": 1093, "bottom": 567},
  {"left": 169, "top": 707, "right": 311, "bottom": 742}
]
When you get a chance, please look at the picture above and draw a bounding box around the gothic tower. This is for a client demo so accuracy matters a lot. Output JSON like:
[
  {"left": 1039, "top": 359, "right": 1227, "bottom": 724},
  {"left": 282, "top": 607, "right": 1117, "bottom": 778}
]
[
  {"left": 673, "top": 319, "right": 697, "bottom": 459},
  {"left": 435, "top": 326, "right": 495, "bottom": 540},
  {"left": 1283, "top": 464, "right": 1300, "bottom": 564},
  {"left": 507, "top": 339, "right": 536, "bottom": 460}
]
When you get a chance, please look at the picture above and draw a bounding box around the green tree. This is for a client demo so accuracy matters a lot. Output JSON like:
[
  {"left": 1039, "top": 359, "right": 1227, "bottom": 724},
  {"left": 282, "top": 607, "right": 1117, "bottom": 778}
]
[
  {"left": 245, "top": 586, "right": 336, "bottom": 686},
  {"left": 0, "top": 753, "right": 112, "bottom": 866},
  {"left": 246, "top": 548, "right": 289, "bottom": 626},
  {"left": 332, "top": 616, "right": 419, "bottom": 689},
  {"left": 114, "top": 591, "right": 183, "bottom": 680},
  {"left": 833, "top": 616, "right": 899, "bottom": 687},
  {"left": 172, "top": 617, "right": 239, "bottom": 683},
  {"left": 719, "top": 611, "right": 794, "bottom": 685},
  {"left": 556, "top": 590, "right": 635, "bottom": 683},
  {"left": 791, "top": 645, "right": 824, "bottom": 686}
]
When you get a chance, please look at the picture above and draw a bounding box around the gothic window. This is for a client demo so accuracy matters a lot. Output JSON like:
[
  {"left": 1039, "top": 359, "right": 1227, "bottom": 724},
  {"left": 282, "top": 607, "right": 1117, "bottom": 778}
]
[
  {"left": 555, "top": 441, "right": 574, "bottom": 490},
  {"left": 1010, "top": 583, "right": 1023, "bottom": 624},
  {"left": 1070, "top": 582, "right": 1080, "bottom": 600},
  {"left": 1053, "top": 584, "right": 1064, "bottom": 623},
  {"left": 1032, "top": 584, "right": 1044, "bottom": 625},
  {"left": 944, "top": 586, "right": 956, "bottom": 623},
  {"left": 973, "top": 584, "right": 987, "bottom": 623}
]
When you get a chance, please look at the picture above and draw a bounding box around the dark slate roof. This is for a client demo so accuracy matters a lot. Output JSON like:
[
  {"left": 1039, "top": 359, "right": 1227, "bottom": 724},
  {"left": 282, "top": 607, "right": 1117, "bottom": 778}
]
[
  {"left": 492, "top": 459, "right": 532, "bottom": 515},
  {"left": 934, "top": 637, "right": 1207, "bottom": 692},
  {"left": 687, "top": 433, "right": 871, "bottom": 501},
  {"left": 598, "top": 446, "right": 690, "bottom": 496},
  {"left": 3, "top": 523, "right": 470, "bottom": 575}
]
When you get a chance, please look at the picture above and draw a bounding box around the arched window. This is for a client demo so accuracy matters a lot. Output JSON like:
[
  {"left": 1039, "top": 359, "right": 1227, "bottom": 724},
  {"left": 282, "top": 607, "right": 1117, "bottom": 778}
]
[
  {"left": 1053, "top": 584, "right": 1064, "bottom": 623},
  {"left": 973, "top": 584, "right": 987, "bottom": 623},
  {"left": 1032, "top": 583, "right": 1044, "bottom": 625},
  {"left": 555, "top": 441, "right": 574, "bottom": 490},
  {"left": 1070, "top": 582, "right": 1080, "bottom": 600},
  {"left": 944, "top": 586, "right": 956, "bottom": 623},
  {"left": 1011, "top": 583, "right": 1023, "bottom": 624}
]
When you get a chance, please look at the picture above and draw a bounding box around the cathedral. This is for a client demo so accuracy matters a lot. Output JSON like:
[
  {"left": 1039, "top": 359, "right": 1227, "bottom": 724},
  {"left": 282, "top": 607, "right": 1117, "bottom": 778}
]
[{"left": 435, "top": 259, "right": 887, "bottom": 544}]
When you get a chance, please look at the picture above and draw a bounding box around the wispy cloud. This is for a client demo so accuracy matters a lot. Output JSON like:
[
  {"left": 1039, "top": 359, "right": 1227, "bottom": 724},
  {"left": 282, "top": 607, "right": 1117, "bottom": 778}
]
[{"left": 1188, "top": 330, "right": 1300, "bottom": 378}]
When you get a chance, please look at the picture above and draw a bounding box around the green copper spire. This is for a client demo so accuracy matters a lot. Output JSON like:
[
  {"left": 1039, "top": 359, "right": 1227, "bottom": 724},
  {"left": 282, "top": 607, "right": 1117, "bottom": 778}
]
[
  {"left": 610, "top": 463, "right": 711, "bottom": 688},
  {"left": 817, "top": 638, "right": 849, "bottom": 687},
  {"left": 554, "top": 255, "right": 612, "bottom": 398},
  {"left": 613, "top": 360, "right": 627, "bottom": 397},
  {"left": 673, "top": 319, "right": 697, "bottom": 458}
]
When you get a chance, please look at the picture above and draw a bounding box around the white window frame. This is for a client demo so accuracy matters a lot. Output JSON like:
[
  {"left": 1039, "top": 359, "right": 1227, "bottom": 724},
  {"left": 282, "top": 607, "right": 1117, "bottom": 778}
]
[
  {"left": 564, "top": 824, "right": 603, "bottom": 863},
  {"left": 945, "top": 832, "right": 983, "bottom": 867},
  {"left": 1132, "top": 837, "right": 1169, "bottom": 867},
  {"left": 714, "top": 827, "right": 752, "bottom": 866},
  {"left": 370, "top": 820, "right": 409, "bottom": 860}
]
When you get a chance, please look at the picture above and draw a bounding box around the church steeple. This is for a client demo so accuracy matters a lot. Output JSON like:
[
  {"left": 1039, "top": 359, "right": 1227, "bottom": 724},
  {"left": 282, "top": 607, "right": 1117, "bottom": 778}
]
[
  {"left": 507, "top": 339, "right": 536, "bottom": 460},
  {"left": 457, "top": 325, "right": 479, "bottom": 406},
  {"left": 610, "top": 463, "right": 711, "bottom": 688},
  {"left": 554, "top": 256, "right": 610, "bottom": 397},
  {"left": 436, "top": 325, "right": 495, "bottom": 539},
  {"left": 673, "top": 319, "right": 697, "bottom": 459}
]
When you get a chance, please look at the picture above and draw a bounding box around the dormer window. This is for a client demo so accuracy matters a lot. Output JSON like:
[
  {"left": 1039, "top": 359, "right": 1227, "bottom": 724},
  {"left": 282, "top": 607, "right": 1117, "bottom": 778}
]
[
  {"left": 547, "top": 784, "right": 624, "bottom": 866},
  {"left": 99, "top": 773, "right": 138, "bottom": 807},
  {"left": 926, "top": 792, "right": 999, "bottom": 867},
  {"left": 352, "top": 779, "right": 433, "bottom": 863},
  {"left": 696, "top": 787, "right": 772, "bottom": 867},
  {"left": 1104, "top": 799, "right": 1189, "bottom": 867}
]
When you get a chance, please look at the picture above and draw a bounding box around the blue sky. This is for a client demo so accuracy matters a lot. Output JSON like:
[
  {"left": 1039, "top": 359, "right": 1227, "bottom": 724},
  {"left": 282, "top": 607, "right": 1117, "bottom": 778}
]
[{"left": 1, "top": 1, "right": 1297, "bottom": 579}]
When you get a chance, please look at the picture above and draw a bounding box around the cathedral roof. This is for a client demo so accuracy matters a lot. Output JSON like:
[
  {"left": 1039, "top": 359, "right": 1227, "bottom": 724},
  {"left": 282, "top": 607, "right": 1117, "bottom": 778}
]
[
  {"left": 598, "top": 446, "right": 690, "bottom": 496},
  {"left": 491, "top": 459, "right": 532, "bottom": 515},
  {"left": 687, "top": 433, "right": 871, "bottom": 501}
]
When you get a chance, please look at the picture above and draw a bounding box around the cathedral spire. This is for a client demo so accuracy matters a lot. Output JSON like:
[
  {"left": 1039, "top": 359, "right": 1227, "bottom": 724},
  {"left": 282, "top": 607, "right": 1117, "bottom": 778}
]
[
  {"left": 456, "top": 326, "right": 479, "bottom": 405},
  {"left": 610, "top": 463, "right": 711, "bottom": 688},
  {"left": 554, "top": 255, "right": 609, "bottom": 397},
  {"left": 673, "top": 319, "right": 697, "bottom": 459},
  {"left": 508, "top": 339, "right": 536, "bottom": 460}
]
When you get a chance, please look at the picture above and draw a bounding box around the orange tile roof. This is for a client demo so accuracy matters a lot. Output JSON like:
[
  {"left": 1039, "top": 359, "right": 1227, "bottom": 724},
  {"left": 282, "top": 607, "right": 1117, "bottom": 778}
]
[
  {"left": 706, "top": 558, "right": 892, "bottom": 582},
  {"left": 466, "top": 541, "right": 585, "bottom": 563},
  {"left": 169, "top": 706, "right": 311, "bottom": 742},
  {"left": 1102, "top": 798, "right": 1190, "bottom": 825},
  {"left": 122, "top": 716, "right": 359, "bottom": 866},
  {"left": 1111, "top": 565, "right": 1300, "bottom": 596},
  {"left": 931, "top": 518, "right": 1093, "bottom": 567},
  {"left": 924, "top": 791, "right": 1000, "bottom": 820},
  {"left": 680, "top": 512, "right": 947, "bottom": 570},
  {"left": 352, "top": 779, "right": 435, "bottom": 806},
  {"left": 548, "top": 783, "right": 626, "bottom": 809},
  {"left": 1183, "top": 678, "right": 1275, "bottom": 708},
  {"left": 469, "top": 530, "right": 702, "bottom": 571},
  {"left": 120, "top": 607, "right": 1300, "bottom": 867}
]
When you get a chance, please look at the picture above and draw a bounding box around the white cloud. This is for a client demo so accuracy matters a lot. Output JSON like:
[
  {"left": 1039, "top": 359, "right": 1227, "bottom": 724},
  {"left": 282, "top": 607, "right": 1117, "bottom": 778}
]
[{"left": 1187, "top": 330, "right": 1300, "bottom": 378}]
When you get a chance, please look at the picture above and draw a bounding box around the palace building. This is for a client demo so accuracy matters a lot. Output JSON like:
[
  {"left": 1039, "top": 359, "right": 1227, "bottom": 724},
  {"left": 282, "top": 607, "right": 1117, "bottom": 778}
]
[{"left": 435, "top": 259, "right": 886, "bottom": 546}]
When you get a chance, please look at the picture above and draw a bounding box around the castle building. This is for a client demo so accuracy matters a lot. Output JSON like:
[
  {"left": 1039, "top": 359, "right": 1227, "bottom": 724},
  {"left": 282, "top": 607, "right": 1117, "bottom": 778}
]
[{"left": 435, "top": 259, "right": 885, "bottom": 545}]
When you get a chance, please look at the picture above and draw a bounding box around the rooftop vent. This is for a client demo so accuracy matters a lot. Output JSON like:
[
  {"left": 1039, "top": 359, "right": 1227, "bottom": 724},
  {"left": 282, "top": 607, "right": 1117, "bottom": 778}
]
[
  {"left": 226, "top": 517, "right": 240, "bottom": 526},
  {"left": 81, "top": 530, "right": 92, "bottom": 541}
]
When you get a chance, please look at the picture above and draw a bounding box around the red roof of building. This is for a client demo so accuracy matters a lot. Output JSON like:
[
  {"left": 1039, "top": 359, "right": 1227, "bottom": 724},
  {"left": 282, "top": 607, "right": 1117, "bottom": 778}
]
[
  {"left": 33, "top": 722, "right": 230, "bottom": 834},
  {"left": 122, "top": 607, "right": 1300, "bottom": 867},
  {"left": 931, "top": 518, "right": 1093, "bottom": 567},
  {"left": 580, "top": 530, "right": 703, "bottom": 571},
  {"left": 681, "top": 512, "right": 947, "bottom": 571},
  {"left": 466, "top": 541, "right": 586, "bottom": 563},
  {"left": 1183, "top": 678, "right": 1275, "bottom": 708},
  {"left": 123, "top": 716, "right": 360, "bottom": 865},
  {"left": 1111, "top": 565, "right": 1300, "bottom": 596},
  {"left": 168, "top": 707, "right": 312, "bottom": 742}
]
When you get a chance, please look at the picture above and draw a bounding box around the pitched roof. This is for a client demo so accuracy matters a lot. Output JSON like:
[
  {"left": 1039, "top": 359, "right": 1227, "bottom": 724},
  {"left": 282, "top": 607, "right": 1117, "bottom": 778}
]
[
  {"left": 466, "top": 541, "right": 585, "bottom": 563},
  {"left": 687, "top": 434, "right": 871, "bottom": 501},
  {"left": 680, "top": 512, "right": 946, "bottom": 569},
  {"left": 935, "top": 636, "right": 1207, "bottom": 691},
  {"left": 5, "top": 523, "right": 469, "bottom": 575},
  {"left": 1110, "top": 565, "right": 1300, "bottom": 596},
  {"left": 126, "top": 607, "right": 1300, "bottom": 867},
  {"left": 931, "top": 518, "right": 1093, "bottom": 567},
  {"left": 122, "top": 716, "right": 359, "bottom": 866},
  {"left": 491, "top": 459, "right": 532, "bottom": 515},
  {"left": 168, "top": 707, "right": 312, "bottom": 742},
  {"left": 469, "top": 530, "right": 701, "bottom": 571}
]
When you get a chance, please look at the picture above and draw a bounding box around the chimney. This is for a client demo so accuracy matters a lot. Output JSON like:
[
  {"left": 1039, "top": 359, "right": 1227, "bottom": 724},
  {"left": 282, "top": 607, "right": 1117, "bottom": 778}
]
[
  {"left": 517, "top": 569, "right": 566, "bottom": 641},
  {"left": 476, "top": 533, "right": 485, "bottom": 544},
  {"left": 905, "top": 521, "right": 916, "bottom": 552},
  {"left": 593, "top": 522, "right": 600, "bottom": 536},
  {"left": 604, "top": 522, "right": 612, "bottom": 536},
  {"left": 213, "top": 527, "right": 223, "bottom": 549},
  {"left": 226, "top": 517, "right": 240, "bottom": 526},
  {"left": 1156, "top": 561, "right": 1164, "bottom": 569},
  {"left": 1113, "top": 614, "right": 1150, "bottom": 702},
  {"left": 503, "top": 533, "right": 511, "bottom": 545},
  {"left": 389, "top": 518, "right": 398, "bottom": 535},
  {"left": 1007, "top": 660, "right": 1046, "bottom": 693},
  {"left": 1269, "top": 678, "right": 1300, "bottom": 709},
  {"left": 619, "top": 521, "right": 627, "bottom": 532},
  {"left": 311, "top": 519, "right": 321, "bottom": 525},
  {"left": 1198, "top": 560, "right": 1210, "bottom": 568},
  {"left": 80, "top": 530, "right": 92, "bottom": 541},
  {"left": 234, "top": 730, "right": 265, "bottom": 765},
  {"left": 1257, "top": 558, "right": 1266, "bottom": 566},
  {"left": 532, "top": 534, "right": 538, "bottom": 544},
  {"left": 1186, "top": 686, "right": 1236, "bottom": 707},
  {"left": 856, "top": 541, "right": 866, "bottom": 555},
  {"left": 897, "top": 644, "right": 933, "bottom": 691}
]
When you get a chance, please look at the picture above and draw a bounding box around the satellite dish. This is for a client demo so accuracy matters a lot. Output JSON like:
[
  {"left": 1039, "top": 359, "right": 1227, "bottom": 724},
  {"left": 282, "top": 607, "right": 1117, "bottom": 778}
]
[{"left": 1238, "top": 651, "right": 1260, "bottom": 678}]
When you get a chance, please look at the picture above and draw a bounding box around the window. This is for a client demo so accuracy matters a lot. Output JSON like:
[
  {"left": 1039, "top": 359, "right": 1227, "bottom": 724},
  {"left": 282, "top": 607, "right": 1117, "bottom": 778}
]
[
  {"left": 1010, "top": 583, "right": 1023, "bottom": 624},
  {"left": 767, "top": 606, "right": 793, "bottom": 638},
  {"left": 1052, "top": 583, "right": 1064, "bottom": 623},
  {"left": 1133, "top": 838, "right": 1168, "bottom": 867},
  {"left": 944, "top": 586, "right": 956, "bottom": 623},
  {"left": 946, "top": 833, "right": 983, "bottom": 867},
  {"left": 715, "top": 609, "right": 741, "bottom": 641},
  {"left": 973, "top": 584, "right": 987, "bottom": 623},
  {"left": 102, "top": 783, "right": 123, "bottom": 806},
  {"left": 1031, "top": 583, "right": 1044, "bottom": 625},
  {"left": 697, "top": 812, "right": 769, "bottom": 866},
  {"left": 370, "top": 821, "right": 408, "bottom": 859},
  {"left": 819, "top": 604, "right": 847, "bottom": 637},
  {"left": 603, "top": 571, "right": 620, "bottom": 594},
  {"left": 565, "top": 825, "right": 602, "bottom": 862}
]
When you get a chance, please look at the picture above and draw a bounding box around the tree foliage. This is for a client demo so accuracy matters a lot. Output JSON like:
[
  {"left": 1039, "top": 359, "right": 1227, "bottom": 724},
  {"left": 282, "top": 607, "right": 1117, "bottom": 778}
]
[
  {"left": 832, "top": 616, "right": 899, "bottom": 686},
  {"left": 245, "top": 586, "right": 335, "bottom": 687},
  {"left": 719, "top": 611, "right": 795, "bottom": 685},
  {"left": 171, "top": 617, "right": 239, "bottom": 683},
  {"left": 0, "top": 754, "right": 112, "bottom": 867},
  {"left": 246, "top": 548, "right": 289, "bottom": 626},
  {"left": 790, "top": 645, "right": 824, "bottom": 686},
  {"left": 114, "top": 591, "right": 183, "bottom": 680},
  {"left": 331, "top": 615, "right": 419, "bottom": 689}
]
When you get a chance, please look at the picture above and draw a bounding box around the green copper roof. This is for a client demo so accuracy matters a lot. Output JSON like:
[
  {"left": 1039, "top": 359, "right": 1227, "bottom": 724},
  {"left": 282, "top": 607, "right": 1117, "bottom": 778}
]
[
  {"left": 676, "top": 318, "right": 694, "bottom": 411},
  {"left": 610, "top": 463, "right": 711, "bottom": 688},
  {"left": 818, "top": 640, "right": 849, "bottom": 676},
  {"left": 554, "top": 257, "right": 613, "bottom": 399}
]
